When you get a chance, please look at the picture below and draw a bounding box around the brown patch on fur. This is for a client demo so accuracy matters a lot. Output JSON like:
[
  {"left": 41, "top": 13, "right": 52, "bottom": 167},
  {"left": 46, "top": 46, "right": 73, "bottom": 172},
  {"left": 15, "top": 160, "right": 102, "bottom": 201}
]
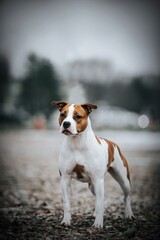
[
  {"left": 52, "top": 101, "right": 69, "bottom": 111},
  {"left": 103, "top": 139, "right": 116, "bottom": 168},
  {"left": 81, "top": 103, "right": 97, "bottom": 115},
  {"left": 73, "top": 105, "right": 88, "bottom": 133},
  {"left": 116, "top": 145, "right": 131, "bottom": 184},
  {"left": 96, "top": 136, "right": 101, "bottom": 145},
  {"left": 73, "top": 164, "right": 85, "bottom": 179},
  {"left": 103, "top": 139, "right": 131, "bottom": 183},
  {"left": 58, "top": 103, "right": 71, "bottom": 126}
]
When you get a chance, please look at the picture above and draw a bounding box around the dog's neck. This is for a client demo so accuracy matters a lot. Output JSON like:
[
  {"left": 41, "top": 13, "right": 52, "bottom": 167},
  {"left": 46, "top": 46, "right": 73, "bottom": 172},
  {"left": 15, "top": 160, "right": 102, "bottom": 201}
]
[{"left": 64, "top": 117, "right": 95, "bottom": 151}]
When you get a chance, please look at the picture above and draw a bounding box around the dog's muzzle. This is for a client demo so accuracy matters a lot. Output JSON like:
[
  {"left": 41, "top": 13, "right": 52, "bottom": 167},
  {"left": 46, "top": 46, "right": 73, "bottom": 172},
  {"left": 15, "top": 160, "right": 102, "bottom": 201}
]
[
  {"left": 62, "top": 121, "right": 79, "bottom": 136},
  {"left": 63, "top": 121, "right": 71, "bottom": 129},
  {"left": 62, "top": 121, "right": 72, "bottom": 135}
]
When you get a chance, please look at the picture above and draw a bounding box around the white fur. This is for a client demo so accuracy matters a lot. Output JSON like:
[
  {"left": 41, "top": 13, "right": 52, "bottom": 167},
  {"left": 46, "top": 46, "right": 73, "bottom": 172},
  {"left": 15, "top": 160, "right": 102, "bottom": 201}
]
[
  {"left": 58, "top": 105, "right": 134, "bottom": 228},
  {"left": 60, "top": 104, "right": 78, "bottom": 135}
]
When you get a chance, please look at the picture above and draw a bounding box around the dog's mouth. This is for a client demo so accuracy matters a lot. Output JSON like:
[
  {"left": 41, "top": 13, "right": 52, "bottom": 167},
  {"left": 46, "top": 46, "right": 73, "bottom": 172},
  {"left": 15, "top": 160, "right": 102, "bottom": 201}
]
[
  {"left": 62, "top": 129, "right": 72, "bottom": 135},
  {"left": 62, "top": 129, "right": 79, "bottom": 136}
]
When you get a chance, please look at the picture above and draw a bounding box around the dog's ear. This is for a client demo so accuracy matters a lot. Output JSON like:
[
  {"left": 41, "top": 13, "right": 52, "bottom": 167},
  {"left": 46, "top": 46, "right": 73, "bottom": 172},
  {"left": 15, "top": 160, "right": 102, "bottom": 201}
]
[
  {"left": 81, "top": 103, "right": 97, "bottom": 115},
  {"left": 51, "top": 101, "right": 69, "bottom": 111}
]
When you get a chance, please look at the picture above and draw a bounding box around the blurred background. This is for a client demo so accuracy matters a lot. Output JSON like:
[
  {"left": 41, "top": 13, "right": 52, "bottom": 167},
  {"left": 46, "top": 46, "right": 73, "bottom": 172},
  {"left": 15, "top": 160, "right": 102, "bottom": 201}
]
[
  {"left": 0, "top": 0, "right": 160, "bottom": 130},
  {"left": 0, "top": 1, "right": 160, "bottom": 238}
]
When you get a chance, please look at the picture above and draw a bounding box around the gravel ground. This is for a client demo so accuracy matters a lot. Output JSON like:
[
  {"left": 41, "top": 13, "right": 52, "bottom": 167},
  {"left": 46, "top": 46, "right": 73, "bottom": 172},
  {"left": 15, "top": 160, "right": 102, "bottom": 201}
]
[{"left": 0, "top": 129, "right": 160, "bottom": 240}]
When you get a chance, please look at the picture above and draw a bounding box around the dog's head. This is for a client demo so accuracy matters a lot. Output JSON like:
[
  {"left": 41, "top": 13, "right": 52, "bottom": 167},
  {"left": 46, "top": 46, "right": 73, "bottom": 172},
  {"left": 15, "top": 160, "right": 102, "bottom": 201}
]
[{"left": 52, "top": 101, "right": 97, "bottom": 136}]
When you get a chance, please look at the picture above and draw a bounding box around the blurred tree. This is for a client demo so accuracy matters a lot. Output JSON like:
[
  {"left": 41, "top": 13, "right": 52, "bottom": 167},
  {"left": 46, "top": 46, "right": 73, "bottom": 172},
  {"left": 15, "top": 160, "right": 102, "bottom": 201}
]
[
  {"left": 83, "top": 75, "right": 160, "bottom": 122},
  {"left": 148, "top": 76, "right": 160, "bottom": 122},
  {"left": 19, "top": 53, "right": 62, "bottom": 118},
  {"left": 128, "top": 77, "right": 149, "bottom": 113},
  {"left": 82, "top": 82, "right": 107, "bottom": 102},
  {"left": 0, "top": 55, "right": 10, "bottom": 110}
]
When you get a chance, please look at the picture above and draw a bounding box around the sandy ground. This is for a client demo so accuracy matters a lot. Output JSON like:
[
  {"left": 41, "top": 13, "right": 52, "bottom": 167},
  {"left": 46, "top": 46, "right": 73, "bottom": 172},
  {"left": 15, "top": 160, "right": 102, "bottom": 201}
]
[{"left": 0, "top": 129, "right": 160, "bottom": 239}]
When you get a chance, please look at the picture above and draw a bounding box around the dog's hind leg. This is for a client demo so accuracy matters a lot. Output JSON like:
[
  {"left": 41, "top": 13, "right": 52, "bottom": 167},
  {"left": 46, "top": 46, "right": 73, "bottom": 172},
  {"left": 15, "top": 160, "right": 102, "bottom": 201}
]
[
  {"left": 108, "top": 146, "right": 134, "bottom": 219},
  {"left": 88, "top": 182, "right": 95, "bottom": 195}
]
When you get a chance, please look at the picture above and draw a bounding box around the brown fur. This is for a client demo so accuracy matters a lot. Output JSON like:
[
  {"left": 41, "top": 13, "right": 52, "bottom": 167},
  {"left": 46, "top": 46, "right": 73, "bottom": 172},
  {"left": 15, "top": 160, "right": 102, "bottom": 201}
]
[
  {"left": 104, "top": 139, "right": 131, "bottom": 183},
  {"left": 73, "top": 105, "right": 88, "bottom": 133},
  {"left": 72, "top": 164, "right": 85, "bottom": 179},
  {"left": 116, "top": 145, "right": 131, "bottom": 183},
  {"left": 58, "top": 103, "right": 71, "bottom": 125},
  {"left": 96, "top": 136, "right": 101, "bottom": 145},
  {"left": 104, "top": 139, "right": 116, "bottom": 168}
]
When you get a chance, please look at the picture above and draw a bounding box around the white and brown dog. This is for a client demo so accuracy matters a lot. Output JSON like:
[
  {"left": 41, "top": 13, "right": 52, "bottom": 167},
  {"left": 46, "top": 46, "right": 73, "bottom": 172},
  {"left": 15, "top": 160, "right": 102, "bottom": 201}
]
[{"left": 52, "top": 101, "right": 134, "bottom": 228}]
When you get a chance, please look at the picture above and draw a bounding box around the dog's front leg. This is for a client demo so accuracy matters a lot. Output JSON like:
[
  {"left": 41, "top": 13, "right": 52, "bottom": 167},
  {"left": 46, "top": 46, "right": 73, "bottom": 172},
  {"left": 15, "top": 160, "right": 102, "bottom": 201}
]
[
  {"left": 60, "top": 175, "right": 71, "bottom": 226},
  {"left": 92, "top": 178, "right": 104, "bottom": 228}
]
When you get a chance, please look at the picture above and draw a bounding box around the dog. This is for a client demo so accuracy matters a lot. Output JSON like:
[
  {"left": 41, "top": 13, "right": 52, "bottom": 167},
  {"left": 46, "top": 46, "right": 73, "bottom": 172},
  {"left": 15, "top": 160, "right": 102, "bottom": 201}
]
[{"left": 52, "top": 101, "right": 134, "bottom": 228}]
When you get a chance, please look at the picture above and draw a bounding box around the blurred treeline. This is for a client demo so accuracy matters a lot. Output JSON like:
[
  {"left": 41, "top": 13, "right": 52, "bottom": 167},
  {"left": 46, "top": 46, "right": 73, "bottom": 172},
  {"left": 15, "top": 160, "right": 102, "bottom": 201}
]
[
  {"left": 0, "top": 52, "right": 160, "bottom": 128},
  {"left": 82, "top": 76, "right": 160, "bottom": 123},
  {"left": 0, "top": 53, "right": 63, "bottom": 126}
]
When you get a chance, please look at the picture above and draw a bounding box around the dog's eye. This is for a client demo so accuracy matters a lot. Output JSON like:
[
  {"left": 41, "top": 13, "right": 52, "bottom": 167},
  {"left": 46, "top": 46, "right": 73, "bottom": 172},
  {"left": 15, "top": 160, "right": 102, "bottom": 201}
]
[
  {"left": 60, "top": 113, "right": 66, "bottom": 119},
  {"left": 74, "top": 115, "right": 82, "bottom": 121}
]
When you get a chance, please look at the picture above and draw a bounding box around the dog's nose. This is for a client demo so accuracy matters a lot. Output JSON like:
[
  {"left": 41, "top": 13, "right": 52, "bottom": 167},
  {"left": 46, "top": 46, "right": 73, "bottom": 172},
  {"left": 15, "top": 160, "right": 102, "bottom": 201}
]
[{"left": 63, "top": 121, "right": 71, "bottom": 129}]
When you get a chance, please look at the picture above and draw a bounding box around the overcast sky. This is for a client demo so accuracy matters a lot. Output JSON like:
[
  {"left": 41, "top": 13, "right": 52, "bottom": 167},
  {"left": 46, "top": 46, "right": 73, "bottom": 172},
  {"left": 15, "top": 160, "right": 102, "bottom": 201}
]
[{"left": 0, "top": 0, "right": 160, "bottom": 77}]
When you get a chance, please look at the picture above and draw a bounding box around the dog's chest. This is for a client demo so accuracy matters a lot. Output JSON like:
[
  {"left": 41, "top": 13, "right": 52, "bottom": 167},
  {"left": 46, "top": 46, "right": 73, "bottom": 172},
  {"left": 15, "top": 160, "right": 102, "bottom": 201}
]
[
  {"left": 59, "top": 135, "right": 108, "bottom": 182},
  {"left": 60, "top": 146, "right": 94, "bottom": 182},
  {"left": 71, "top": 163, "right": 91, "bottom": 182}
]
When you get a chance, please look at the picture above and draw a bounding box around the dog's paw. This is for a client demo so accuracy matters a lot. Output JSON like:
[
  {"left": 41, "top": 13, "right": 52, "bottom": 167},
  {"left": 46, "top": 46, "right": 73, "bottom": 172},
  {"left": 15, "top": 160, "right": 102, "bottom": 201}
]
[
  {"left": 125, "top": 213, "right": 135, "bottom": 220},
  {"left": 60, "top": 218, "right": 71, "bottom": 227},
  {"left": 92, "top": 220, "right": 103, "bottom": 229}
]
